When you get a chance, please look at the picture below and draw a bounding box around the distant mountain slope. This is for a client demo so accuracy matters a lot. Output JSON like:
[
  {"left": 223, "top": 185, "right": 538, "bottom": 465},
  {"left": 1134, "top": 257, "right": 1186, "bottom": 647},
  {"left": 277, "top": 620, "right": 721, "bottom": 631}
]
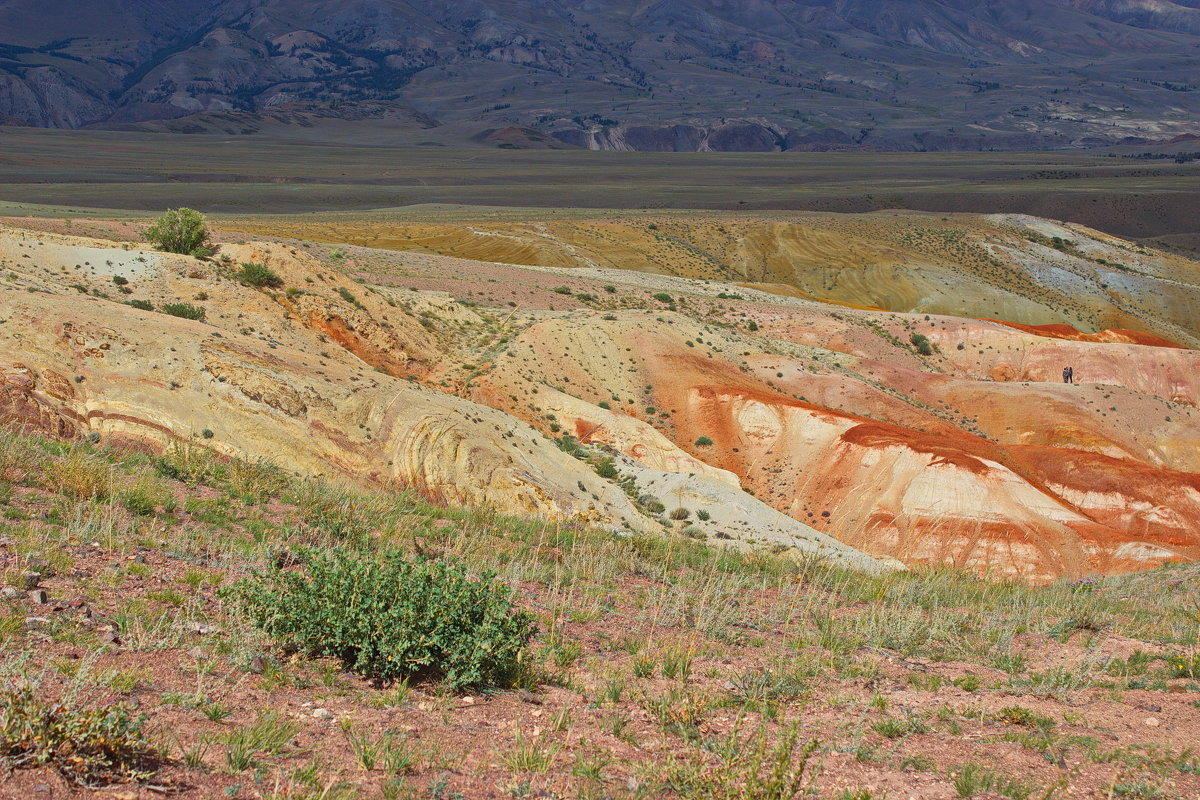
[{"left": 2, "top": 0, "right": 1199, "bottom": 150}]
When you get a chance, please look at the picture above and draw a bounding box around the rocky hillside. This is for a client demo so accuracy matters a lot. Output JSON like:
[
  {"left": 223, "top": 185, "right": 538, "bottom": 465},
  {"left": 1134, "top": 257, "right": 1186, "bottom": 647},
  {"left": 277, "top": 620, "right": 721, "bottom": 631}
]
[
  {"left": 2, "top": 0, "right": 1200, "bottom": 149},
  {"left": 4, "top": 211, "right": 1200, "bottom": 581}
]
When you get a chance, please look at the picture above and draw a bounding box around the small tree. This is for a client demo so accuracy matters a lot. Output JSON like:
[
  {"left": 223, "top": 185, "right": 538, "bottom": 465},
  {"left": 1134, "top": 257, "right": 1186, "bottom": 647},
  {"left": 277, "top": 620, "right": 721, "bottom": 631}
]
[{"left": 144, "top": 208, "right": 214, "bottom": 257}]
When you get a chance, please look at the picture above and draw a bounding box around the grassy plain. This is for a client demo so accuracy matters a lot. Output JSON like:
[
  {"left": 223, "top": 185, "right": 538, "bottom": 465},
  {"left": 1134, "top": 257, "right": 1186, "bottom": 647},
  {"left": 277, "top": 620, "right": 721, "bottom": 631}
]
[{"left": 1, "top": 127, "right": 1199, "bottom": 242}]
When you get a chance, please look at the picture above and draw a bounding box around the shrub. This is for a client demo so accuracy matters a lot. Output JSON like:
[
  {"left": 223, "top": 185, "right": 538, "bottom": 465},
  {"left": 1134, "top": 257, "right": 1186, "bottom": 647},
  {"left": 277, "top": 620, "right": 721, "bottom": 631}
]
[
  {"left": 594, "top": 456, "right": 618, "bottom": 480},
  {"left": 227, "top": 549, "right": 537, "bottom": 690},
  {"left": 161, "top": 302, "right": 205, "bottom": 321},
  {"left": 652, "top": 293, "right": 673, "bottom": 303},
  {"left": 694, "top": 436, "right": 714, "bottom": 447},
  {"left": 143, "top": 208, "right": 213, "bottom": 257},
  {"left": 111, "top": 275, "right": 128, "bottom": 286},
  {"left": 0, "top": 686, "right": 158, "bottom": 785},
  {"left": 125, "top": 299, "right": 154, "bottom": 312},
  {"left": 669, "top": 507, "right": 690, "bottom": 521},
  {"left": 909, "top": 333, "right": 933, "bottom": 356},
  {"left": 552, "top": 286, "right": 573, "bottom": 295},
  {"left": 237, "top": 262, "right": 282, "bottom": 288}
]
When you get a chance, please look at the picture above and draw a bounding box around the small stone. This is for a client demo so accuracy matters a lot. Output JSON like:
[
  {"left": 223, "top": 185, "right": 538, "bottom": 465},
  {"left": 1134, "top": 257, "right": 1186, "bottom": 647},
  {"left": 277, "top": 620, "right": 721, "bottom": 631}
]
[
  {"left": 27, "top": 589, "right": 47, "bottom": 605},
  {"left": 311, "top": 708, "right": 334, "bottom": 720},
  {"left": 249, "top": 656, "right": 266, "bottom": 674},
  {"left": 462, "top": 696, "right": 476, "bottom": 705},
  {"left": 24, "top": 616, "right": 49, "bottom": 630},
  {"left": 19, "top": 571, "right": 41, "bottom": 590},
  {"left": 133, "top": 554, "right": 146, "bottom": 565},
  {"left": 1, "top": 587, "right": 21, "bottom": 600},
  {"left": 26, "top": 557, "right": 54, "bottom": 578},
  {"left": 1144, "top": 717, "right": 1160, "bottom": 727},
  {"left": 518, "top": 689, "right": 543, "bottom": 705},
  {"left": 31, "top": 785, "right": 51, "bottom": 795},
  {"left": 186, "top": 646, "right": 207, "bottom": 659},
  {"left": 97, "top": 628, "right": 122, "bottom": 645}
]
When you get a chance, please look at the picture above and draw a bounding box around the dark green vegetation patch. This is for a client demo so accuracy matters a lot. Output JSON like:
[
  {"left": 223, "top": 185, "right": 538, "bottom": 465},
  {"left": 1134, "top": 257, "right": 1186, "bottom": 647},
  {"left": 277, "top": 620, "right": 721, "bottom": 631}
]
[{"left": 229, "top": 549, "right": 536, "bottom": 690}]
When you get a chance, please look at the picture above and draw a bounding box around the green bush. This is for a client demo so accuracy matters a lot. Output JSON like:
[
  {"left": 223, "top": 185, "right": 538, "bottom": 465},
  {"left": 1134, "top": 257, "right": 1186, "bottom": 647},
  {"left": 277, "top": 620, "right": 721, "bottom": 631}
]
[
  {"left": 652, "top": 292, "right": 673, "bottom": 303},
  {"left": 0, "top": 686, "right": 158, "bottom": 785},
  {"left": 228, "top": 549, "right": 536, "bottom": 690},
  {"left": 143, "top": 208, "right": 213, "bottom": 257},
  {"left": 237, "top": 262, "right": 283, "bottom": 288},
  {"left": 593, "top": 456, "right": 618, "bottom": 479},
  {"left": 909, "top": 333, "right": 933, "bottom": 356},
  {"left": 125, "top": 299, "right": 154, "bottom": 312},
  {"left": 694, "top": 436, "right": 714, "bottom": 447},
  {"left": 161, "top": 302, "right": 205, "bottom": 321}
]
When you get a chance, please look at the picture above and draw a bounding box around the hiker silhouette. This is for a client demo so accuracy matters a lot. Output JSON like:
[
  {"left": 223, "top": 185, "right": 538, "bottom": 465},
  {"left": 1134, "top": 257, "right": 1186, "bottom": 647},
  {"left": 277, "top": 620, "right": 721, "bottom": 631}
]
[{"left": 1062, "top": 366, "right": 1074, "bottom": 384}]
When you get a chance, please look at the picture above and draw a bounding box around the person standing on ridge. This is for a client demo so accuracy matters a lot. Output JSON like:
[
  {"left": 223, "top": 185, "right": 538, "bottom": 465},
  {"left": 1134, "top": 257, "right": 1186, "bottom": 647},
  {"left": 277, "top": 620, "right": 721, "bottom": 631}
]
[{"left": 1063, "top": 366, "right": 1070, "bottom": 384}]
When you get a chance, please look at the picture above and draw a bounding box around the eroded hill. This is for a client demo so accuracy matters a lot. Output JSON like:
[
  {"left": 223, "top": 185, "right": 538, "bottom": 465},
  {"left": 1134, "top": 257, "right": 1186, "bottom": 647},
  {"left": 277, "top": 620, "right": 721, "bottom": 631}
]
[{"left": 4, "top": 212, "right": 1200, "bottom": 581}]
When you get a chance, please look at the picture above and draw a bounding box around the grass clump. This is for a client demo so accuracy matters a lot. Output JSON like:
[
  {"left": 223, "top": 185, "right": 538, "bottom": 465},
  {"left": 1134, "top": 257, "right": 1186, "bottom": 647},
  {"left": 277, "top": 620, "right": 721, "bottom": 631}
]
[
  {"left": 952, "top": 763, "right": 1036, "bottom": 799},
  {"left": 228, "top": 549, "right": 537, "bottom": 690},
  {"left": 660, "top": 722, "right": 820, "bottom": 799},
  {"left": 0, "top": 686, "right": 158, "bottom": 786}
]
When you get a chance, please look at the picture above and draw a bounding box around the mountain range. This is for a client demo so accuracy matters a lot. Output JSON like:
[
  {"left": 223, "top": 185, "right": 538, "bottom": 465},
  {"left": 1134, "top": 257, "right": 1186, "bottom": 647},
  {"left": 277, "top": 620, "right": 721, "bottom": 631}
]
[{"left": 2, "top": 0, "right": 1200, "bottom": 150}]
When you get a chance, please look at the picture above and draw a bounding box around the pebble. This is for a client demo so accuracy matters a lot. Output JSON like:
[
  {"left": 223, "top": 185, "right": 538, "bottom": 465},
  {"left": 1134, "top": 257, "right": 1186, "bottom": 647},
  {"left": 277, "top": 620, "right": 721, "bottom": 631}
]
[
  {"left": 27, "top": 589, "right": 47, "bottom": 604},
  {"left": 311, "top": 708, "right": 334, "bottom": 720},
  {"left": 1144, "top": 717, "right": 1160, "bottom": 727},
  {"left": 1, "top": 587, "right": 22, "bottom": 600}
]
